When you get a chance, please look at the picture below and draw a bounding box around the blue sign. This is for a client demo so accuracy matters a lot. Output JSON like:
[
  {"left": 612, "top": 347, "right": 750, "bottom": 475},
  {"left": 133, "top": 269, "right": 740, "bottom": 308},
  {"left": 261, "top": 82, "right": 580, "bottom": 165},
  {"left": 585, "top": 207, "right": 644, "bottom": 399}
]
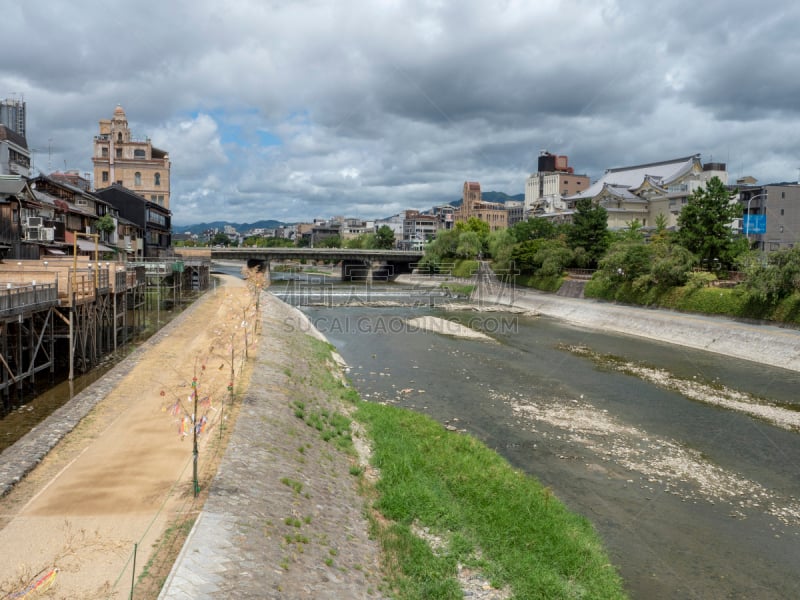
[{"left": 743, "top": 214, "right": 766, "bottom": 234}]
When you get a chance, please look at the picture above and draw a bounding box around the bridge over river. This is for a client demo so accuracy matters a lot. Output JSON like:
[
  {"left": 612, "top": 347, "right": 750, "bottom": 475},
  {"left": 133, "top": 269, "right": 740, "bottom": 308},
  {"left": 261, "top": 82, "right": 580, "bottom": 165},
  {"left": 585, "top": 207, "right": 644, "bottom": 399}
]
[{"left": 180, "top": 247, "right": 425, "bottom": 281}]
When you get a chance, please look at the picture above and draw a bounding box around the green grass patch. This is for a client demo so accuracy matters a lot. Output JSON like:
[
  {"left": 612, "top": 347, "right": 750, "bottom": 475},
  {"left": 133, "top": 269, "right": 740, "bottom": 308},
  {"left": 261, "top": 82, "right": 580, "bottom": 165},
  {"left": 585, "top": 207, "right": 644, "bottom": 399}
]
[
  {"left": 451, "top": 259, "right": 479, "bottom": 279},
  {"left": 280, "top": 477, "right": 304, "bottom": 495},
  {"left": 287, "top": 337, "right": 357, "bottom": 454},
  {"left": 440, "top": 283, "right": 475, "bottom": 297},
  {"left": 355, "top": 402, "right": 627, "bottom": 599}
]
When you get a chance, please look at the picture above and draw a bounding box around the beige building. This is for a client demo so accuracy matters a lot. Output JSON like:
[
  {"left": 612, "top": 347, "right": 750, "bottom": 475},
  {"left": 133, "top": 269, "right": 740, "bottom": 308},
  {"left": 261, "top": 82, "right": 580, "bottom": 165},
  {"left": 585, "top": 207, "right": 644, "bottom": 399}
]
[
  {"left": 92, "top": 105, "right": 171, "bottom": 208},
  {"left": 553, "top": 155, "right": 728, "bottom": 230},
  {"left": 455, "top": 181, "right": 508, "bottom": 231}
]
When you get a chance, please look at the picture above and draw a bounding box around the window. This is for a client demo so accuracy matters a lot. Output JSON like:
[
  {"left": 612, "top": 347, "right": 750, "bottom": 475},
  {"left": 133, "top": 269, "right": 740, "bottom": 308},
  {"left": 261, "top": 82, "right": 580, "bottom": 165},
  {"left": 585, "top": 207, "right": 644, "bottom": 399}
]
[
  {"left": 101, "top": 147, "right": 108, "bottom": 158},
  {"left": 116, "top": 148, "right": 122, "bottom": 158},
  {"left": 781, "top": 209, "right": 785, "bottom": 215},
  {"left": 154, "top": 173, "right": 161, "bottom": 186},
  {"left": 134, "top": 172, "right": 142, "bottom": 186},
  {"left": 102, "top": 171, "right": 109, "bottom": 182},
  {"left": 134, "top": 149, "right": 145, "bottom": 158}
]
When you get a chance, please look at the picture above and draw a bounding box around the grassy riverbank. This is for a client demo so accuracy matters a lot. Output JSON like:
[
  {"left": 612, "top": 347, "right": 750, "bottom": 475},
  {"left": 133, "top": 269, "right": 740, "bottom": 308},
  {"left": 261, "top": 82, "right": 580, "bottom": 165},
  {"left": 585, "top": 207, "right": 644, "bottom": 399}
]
[
  {"left": 284, "top": 336, "right": 626, "bottom": 598},
  {"left": 299, "top": 333, "right": 627, "bottom": 597},
  {"left": 356, "top": 402, "right": 625, "bottom": 598},
  {"left": 355, "top": 399, "right": 627, "bottom": 599}
]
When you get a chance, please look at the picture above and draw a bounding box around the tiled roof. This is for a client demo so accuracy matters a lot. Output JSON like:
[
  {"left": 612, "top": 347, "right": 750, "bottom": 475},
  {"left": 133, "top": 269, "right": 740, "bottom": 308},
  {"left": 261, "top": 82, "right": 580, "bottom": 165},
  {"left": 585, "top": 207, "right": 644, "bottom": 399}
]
[{"left": 567, "top": 155, "right": 700, "bottom": 200}]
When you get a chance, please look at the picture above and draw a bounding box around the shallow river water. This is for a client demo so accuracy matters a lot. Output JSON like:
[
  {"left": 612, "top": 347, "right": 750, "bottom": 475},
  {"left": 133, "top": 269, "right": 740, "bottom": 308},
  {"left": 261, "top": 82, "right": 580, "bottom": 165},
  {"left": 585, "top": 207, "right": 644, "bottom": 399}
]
[{"left": 294, "top": 294, "right": 800, "bottom": 600}]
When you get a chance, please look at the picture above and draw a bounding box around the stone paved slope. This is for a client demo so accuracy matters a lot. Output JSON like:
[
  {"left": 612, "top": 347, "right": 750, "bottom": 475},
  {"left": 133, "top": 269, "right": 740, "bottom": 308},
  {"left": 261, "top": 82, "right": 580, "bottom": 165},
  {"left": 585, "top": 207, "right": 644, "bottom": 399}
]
[{"left": 158, "top": 293, "right": 385, "bottom": 599}]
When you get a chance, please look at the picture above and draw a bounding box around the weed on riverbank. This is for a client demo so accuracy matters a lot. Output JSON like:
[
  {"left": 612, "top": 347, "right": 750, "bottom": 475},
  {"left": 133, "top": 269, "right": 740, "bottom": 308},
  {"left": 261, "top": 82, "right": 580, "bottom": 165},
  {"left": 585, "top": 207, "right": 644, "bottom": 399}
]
[{"left": 354, "top": 399, "right": 628, "bottom": 599}]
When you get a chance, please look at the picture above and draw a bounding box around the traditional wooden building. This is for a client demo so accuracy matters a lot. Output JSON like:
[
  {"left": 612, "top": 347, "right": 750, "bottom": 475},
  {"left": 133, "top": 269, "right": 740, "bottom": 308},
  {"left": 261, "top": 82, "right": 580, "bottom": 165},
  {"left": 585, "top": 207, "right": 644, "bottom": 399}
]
[
  {"left": 94, "top": 184, "right": 171, "bottom": 258},
  {"left": 547, "top": 154, "right": 728, "bottom": 230}
]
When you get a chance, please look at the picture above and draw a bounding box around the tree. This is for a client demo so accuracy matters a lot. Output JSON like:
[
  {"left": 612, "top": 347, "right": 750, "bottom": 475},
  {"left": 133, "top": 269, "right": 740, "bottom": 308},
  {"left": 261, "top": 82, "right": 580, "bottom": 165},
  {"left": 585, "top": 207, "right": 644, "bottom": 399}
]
[
  {"left": 95, "top": 214, "right": 116, "bottom": 235},
  {"left": 676, "top": 177, "right": 742, "bottom": 268},
  {"left": 424, "top": 229, "right": 459, "bottom": 261},
  {"left": 455, "top": 231, "right": 481, "bottom": 259},
  {"left": 210, "top": 232, "right": 231, "bottom": 247},
  {"left": 649, "top": 242, "right": 696, "bottom": 287},
  {"left": 509, "top": 238, "right": 572, "bottom": 275},
  {"left": 598, "top": 239, "right": 653, "bottom": 284},
  {"left": 650, "top": 213, "right": 671, "bottom": 244},
  {"left": 316, "top": 235, "right": 342, "bottom": 248},
  {"left": 486, "top": 228, "right": 515, "bottom": 270},
  {"left": 567, "top": 198, "right": 609, "bottom": 267},
  {"left": 510, "top": 217, "right": 557, "bottom": 243},
  {"left": 456, "top": 217, "right": 490, "bottom": 240},
  {"left": 374, "top": 225, "right": 396, "bottom": 249},
  {"left": 739, "top": 246, "right": 800, "bottom": 303},
  {"left": 345, "top": 236, "right": 364, "bottom": 249}
]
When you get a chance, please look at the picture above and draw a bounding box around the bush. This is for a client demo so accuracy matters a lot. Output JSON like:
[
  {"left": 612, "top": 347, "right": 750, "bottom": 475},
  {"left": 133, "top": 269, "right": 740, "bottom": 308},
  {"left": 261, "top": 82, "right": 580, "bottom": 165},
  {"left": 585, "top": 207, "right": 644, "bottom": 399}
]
[
  {"left": 452, "top": 259, "right": 479, "bottom": 278},
  {"left": 685, "top": 271, "right": 718, "bottom": 290},
  {"left": 515, "top": 274, "right": 564, "bottom": 292},
  {"left": 671, "top": 287, "right": 747, "bottom": 315}
]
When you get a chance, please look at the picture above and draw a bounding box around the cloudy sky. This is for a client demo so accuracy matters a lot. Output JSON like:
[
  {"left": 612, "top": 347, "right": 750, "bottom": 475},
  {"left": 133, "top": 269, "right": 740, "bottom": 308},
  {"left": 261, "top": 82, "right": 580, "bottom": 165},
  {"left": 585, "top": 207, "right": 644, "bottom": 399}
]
[{"left": 4, "top": 0, "right": 800, "bottom": 226}]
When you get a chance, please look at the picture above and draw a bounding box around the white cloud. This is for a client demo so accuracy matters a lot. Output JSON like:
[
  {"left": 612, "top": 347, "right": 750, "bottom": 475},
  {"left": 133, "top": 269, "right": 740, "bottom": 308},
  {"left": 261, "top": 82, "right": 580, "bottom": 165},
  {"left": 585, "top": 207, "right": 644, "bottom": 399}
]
[{"left": 3, "top": 0, "right": 799, "bottom": 224}]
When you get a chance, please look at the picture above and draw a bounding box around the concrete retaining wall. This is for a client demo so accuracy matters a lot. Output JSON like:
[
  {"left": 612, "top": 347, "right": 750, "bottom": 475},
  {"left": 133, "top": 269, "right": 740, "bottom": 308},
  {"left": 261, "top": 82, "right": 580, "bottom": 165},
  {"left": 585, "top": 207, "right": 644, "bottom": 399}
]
[{"left": 395, "top": 274, "right": 800, "bottom": 372}]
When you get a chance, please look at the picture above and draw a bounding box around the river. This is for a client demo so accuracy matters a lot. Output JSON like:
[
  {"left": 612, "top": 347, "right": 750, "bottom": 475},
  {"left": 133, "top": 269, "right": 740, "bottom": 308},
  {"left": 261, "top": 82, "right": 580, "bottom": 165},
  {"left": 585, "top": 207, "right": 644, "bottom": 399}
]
[{"left": 272, "top": 276, "right": 800, "bottom": 600}]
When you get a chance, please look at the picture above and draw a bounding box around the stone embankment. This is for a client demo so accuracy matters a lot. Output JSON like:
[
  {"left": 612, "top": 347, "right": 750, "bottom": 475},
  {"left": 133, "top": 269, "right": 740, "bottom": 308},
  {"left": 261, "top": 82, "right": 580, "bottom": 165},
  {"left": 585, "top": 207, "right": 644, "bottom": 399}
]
[{"left": 395, "top": 274, "right": 800, "bottom": 372}]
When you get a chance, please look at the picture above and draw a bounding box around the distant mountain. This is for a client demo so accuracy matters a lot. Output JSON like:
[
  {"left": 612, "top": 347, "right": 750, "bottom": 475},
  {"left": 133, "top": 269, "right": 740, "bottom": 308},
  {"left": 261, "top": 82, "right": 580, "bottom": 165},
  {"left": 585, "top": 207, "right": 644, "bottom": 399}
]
[
  {"left": 448, "top": 191, "right": 524, "bottom": 207},
  {"left": 173, "top": 220, "right": 287, "bottom": 234}
]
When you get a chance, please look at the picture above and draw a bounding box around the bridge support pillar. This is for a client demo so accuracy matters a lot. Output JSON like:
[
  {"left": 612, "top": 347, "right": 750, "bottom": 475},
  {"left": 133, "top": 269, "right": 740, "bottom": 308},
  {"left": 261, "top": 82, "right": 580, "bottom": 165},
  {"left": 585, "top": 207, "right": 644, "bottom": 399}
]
[{"left": 341, "top": 259, "right": 372, "bottom": 282}]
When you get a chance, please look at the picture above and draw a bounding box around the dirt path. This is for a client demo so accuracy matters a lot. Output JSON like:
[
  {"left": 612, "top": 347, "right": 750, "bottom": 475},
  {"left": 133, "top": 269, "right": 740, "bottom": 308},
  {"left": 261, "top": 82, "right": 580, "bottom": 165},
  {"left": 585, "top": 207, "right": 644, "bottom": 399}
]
[{"left": 0, "top": 275, "right": 259, "bottom": 598}]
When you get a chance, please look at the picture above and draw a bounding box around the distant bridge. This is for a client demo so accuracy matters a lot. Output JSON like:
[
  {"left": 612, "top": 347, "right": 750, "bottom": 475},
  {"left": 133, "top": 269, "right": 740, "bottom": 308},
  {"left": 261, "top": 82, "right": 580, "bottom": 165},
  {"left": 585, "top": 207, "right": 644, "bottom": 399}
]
[{"left": 195, "top": 247, "right": 425, "bottom": 281}]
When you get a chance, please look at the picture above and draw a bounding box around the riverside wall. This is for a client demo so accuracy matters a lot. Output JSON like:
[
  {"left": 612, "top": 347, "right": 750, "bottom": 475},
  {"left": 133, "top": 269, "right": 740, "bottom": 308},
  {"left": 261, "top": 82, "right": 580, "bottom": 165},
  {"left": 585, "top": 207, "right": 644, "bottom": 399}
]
[{"left": 395, "top": 274, "right": 800, "bottom": 372}]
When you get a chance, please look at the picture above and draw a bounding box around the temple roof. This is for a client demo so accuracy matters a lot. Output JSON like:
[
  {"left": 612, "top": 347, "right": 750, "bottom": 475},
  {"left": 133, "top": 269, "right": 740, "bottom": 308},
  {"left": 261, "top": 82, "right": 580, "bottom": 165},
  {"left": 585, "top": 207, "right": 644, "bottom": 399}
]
[{"left": 567, "top": 154, "right": 701, "bottom": 200}]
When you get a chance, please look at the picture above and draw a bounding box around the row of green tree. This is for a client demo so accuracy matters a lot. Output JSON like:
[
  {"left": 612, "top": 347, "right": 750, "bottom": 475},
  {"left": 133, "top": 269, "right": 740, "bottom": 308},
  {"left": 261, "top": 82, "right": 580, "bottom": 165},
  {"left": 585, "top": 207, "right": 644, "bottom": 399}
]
[{"left": 420, "top": 177, "right": 800, "bottom": 308}]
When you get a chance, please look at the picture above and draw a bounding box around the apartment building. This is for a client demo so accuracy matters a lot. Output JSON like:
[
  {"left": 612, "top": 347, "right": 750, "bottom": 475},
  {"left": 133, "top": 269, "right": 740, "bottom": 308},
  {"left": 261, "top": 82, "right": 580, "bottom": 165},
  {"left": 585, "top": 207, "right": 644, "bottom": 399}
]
[{"left": 738, "top": 183, "right": 800, "bottom": 251}]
